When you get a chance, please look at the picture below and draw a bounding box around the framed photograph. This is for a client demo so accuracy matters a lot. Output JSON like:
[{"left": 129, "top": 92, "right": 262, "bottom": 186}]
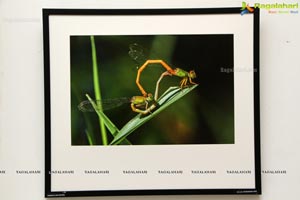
[{"left": 43, "top": 8, "right": 260, "bottom": 197}]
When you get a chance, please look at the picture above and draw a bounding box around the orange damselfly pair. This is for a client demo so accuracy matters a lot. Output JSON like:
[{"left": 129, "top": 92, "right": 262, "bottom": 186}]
[{"left": 78, "top": 43, "right": 197, "bottom": 115}]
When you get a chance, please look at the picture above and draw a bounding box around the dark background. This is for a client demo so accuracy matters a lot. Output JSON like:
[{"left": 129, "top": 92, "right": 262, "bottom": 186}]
[{"left": 70, "top": 35, "right": 234, "bottom": 145}]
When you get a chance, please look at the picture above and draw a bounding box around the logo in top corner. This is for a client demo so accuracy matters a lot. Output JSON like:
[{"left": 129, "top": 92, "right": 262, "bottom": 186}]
[{"left": 241, "top": 2, "right": 254, "bottom": 15}]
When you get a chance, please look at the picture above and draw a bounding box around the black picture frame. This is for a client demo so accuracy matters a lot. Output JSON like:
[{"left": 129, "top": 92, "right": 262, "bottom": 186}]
[{"left": 43, "top": 8, "right": 260, "bottom": 197}]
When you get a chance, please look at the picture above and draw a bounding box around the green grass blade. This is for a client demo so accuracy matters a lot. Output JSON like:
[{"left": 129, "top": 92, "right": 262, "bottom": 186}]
[
  {"left": 110, "top": 85, "right": 198, "bottom": 145},
  {"left": 90, "top": 36, "right": 108, "bottom": 145},
  {"left": 86, "top": 94, "right": 132, "bottom": 145},
  {"left": 86, "top": 94, "right": 119, "bottom": 136},
  {"left": 85, "top": 130, "right": 94, "bottom": 145}
]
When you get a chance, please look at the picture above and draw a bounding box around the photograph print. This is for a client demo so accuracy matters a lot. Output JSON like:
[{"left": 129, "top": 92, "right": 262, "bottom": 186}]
[{"left": 71, "top": 34, "right": 234, "bottom": 146}]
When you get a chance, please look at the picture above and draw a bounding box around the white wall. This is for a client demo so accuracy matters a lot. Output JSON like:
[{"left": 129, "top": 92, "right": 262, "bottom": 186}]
[{"left": 0, "top": 0, "right": 299, "bottom": 200}]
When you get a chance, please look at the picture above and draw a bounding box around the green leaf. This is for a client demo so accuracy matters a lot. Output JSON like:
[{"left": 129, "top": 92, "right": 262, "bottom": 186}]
[
  {"left": 85, "top": 94, "right": 132, "bottom": 145},
  {"left": 85, "top": 130, "right": 94, "bottom": 145},
  {"left": 86, "top": 94, "right": 119, "bottom": 135},
  {"left": 110, "top": 85, "right": 198, "bottom": 145}
]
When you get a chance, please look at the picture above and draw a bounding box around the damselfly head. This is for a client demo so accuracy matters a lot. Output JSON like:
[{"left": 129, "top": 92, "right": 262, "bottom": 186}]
[{"left": 189, "top": 70, "right": 196, "bottom": 79}]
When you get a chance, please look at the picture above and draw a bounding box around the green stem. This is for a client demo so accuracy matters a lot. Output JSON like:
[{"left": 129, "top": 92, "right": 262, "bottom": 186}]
[
  {"left": 85, "top": 130, "right": 94, "bottom": 145},
  {"left": 90, "top": 35, "right": 108, "bottom": 145}
]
